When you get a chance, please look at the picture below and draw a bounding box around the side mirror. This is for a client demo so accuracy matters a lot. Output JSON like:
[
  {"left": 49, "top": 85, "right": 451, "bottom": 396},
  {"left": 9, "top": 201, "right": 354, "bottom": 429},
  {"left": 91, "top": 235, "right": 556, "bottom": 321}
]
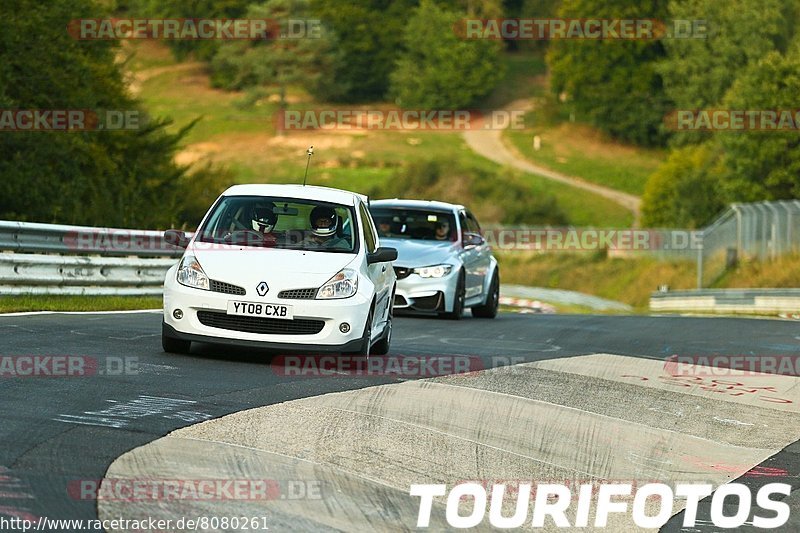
[
  {"left": 367, "top": 246, "right": 398, "bottom": 264},
  {"left": 164, "top": 229, "right": 189, "bottom": 249},
  {"left": 462, "top": 232, "right": 484, "bottom": 248}
]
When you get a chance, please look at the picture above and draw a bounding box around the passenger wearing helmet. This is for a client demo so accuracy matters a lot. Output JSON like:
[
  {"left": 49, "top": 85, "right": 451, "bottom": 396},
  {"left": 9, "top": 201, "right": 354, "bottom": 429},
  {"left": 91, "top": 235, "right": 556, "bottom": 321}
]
[{"left": 303, "top": 205, "right": 349, "bottom": 249}]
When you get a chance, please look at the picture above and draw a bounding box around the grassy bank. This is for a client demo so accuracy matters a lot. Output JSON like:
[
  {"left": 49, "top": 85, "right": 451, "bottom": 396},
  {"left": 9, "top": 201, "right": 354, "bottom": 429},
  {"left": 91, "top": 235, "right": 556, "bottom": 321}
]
[
  {"left": 125, "top": 42, "right": 642, "bottom": 228},
  {"left": 0, "top": 296, "right": 162, "bottom": 313},
  {"left": 497, "top": 252, "right": 800, "bottom": 310},
  {"left": 505, "top": 121, "right": 665, "bottom": 196}
]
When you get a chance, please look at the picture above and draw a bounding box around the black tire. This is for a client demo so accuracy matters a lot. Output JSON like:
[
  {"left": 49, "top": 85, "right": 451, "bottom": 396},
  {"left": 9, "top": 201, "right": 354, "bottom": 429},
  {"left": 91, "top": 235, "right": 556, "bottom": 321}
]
[
  {"left": 347, "top": 307, "right": 374, "bottom": 360},
  {"left": 162, "top": 324, "right": 191, "bottom": 354},
  {"left": 441, "top": 271, "right": 465, "bottom": 320},
  {"left": 371, "top": 290, "right": 394, "bottom": 356},
  {"left": 471, "top": 269, "right": 499, "bottom": 319}
]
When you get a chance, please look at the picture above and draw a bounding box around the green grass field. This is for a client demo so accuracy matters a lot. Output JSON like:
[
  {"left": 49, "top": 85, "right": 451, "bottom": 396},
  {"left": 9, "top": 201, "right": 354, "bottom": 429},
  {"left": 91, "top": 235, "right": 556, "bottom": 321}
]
[
  {"left": 505, "top": 116, "right": 665, "bottom": 196},
  {"left": 125, "top": 42, "right": 644, "bottom": 228}
]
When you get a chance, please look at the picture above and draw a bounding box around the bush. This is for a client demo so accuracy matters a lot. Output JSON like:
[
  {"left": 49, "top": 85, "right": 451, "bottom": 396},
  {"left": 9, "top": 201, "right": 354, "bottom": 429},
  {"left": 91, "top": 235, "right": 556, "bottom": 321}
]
[
  {"left": 641, "top": 144, "right": 726, "bottom": 228},
  {"left": 376, "top": 159, "right": 567, "bottom": 226}
]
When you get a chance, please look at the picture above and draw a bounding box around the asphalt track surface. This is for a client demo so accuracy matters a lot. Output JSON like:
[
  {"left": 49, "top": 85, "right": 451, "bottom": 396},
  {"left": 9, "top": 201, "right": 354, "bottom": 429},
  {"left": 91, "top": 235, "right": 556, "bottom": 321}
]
[{"left": 0, "top": 311, "right": 798, "bottom": 531}]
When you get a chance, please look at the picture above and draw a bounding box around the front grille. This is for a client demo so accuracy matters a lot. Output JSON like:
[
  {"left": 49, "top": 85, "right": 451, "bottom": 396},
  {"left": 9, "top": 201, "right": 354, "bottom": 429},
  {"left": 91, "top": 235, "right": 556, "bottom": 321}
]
[
  {"left": 393, "top": 266, "right": 412, "bottom": 280},
  {"left": 278, "top": 288, "right": 317, "bottom": 300},
  {"left": 210, "top": 279, "right": 246, "bottom": 295},
  {"left": 197, "top": 310, "right": 324, "bottom": 336},
  {"left": 411, "top": 293, "right": 443, "bottom": 311}
]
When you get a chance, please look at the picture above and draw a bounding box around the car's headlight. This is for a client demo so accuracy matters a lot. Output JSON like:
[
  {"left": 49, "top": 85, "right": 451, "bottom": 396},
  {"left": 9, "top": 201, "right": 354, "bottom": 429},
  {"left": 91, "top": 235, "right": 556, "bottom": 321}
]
[
  {"left": 317, "top": 268, "right": 358, "bottom": 299},
  {"left": 176, "top": 255, "right": 209, "bottom": 290},
  {"left": 413, "top": 264, "right": 453, "bottom": 278}
]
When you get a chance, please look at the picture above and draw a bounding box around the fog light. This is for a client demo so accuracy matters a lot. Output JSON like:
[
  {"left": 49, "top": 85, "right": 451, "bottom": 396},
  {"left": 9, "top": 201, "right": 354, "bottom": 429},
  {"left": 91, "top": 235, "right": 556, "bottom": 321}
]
[
  {"left": 173, "top": 309, "right": 184, "bottom": 320},
  {"left": 339, "top": 322, "right": 350, "bottom": 333}
]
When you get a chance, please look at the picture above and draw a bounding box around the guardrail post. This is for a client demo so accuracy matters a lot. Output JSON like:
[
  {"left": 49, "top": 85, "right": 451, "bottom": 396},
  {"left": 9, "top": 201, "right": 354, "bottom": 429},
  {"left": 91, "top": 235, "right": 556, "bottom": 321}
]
[{"left": 696, "top": 230, "right": 704, "bottom": 289}]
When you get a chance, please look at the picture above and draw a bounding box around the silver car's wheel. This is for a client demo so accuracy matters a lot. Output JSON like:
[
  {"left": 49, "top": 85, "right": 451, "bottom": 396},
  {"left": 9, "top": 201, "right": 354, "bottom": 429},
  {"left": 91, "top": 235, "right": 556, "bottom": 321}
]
[{"left": 441, "top": 271, "right": 465, "bottom": 320}]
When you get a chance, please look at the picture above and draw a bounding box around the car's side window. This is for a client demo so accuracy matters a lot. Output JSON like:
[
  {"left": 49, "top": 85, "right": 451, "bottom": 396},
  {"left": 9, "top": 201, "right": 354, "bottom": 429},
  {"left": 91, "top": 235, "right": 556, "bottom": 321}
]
[
  {"left": 359, "top": 202, "right": 377, "bottom": 253},
  {"left": 465, "top": 211, "right": 482, "bottom": 234},
  {"left": 458, "top": 211, "right": 469, "bottom": 236}
]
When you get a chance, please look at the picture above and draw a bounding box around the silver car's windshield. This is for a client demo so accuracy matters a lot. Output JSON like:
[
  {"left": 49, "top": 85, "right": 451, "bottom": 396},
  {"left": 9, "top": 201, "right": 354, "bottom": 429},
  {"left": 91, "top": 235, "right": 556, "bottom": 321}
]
[
  {"left": 197, "top": 195, "right": 358, "bottom": 253},
  {"left": 370, "top": 207, "right": 457, "bottom": 242}
]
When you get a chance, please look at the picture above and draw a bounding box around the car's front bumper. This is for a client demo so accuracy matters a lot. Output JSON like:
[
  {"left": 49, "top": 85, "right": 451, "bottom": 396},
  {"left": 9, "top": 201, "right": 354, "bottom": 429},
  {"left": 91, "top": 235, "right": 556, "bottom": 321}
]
[
  {"left": 163, "top": 278, "right": 370, "bottom": 350},
  {"left": 393, "top": 268, "right": 458, "bottom": 313}
]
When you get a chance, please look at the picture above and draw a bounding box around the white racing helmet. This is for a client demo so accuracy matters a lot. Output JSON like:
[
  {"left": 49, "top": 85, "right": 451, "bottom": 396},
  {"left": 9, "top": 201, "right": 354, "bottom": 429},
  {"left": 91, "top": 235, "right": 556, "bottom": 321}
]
[{"left": 310, "top": 205, "right": 338, "bottom": 237}]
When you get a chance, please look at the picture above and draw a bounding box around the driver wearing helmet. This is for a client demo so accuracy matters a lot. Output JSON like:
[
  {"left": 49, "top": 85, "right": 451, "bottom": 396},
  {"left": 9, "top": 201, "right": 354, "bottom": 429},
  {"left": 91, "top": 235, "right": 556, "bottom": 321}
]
[
  {"left": 303, "top": 205, "right": 349, "bottom": 249},
  {"left": 249, "top": 203, "right": 278, "bottom": 245}
]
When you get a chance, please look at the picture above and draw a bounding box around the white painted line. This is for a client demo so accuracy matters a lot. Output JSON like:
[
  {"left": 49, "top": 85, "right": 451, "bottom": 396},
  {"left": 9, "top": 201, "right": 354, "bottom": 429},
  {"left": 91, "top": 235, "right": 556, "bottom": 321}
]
[{"left": 0, "top": 309, "right": 161, "bottom": 317}]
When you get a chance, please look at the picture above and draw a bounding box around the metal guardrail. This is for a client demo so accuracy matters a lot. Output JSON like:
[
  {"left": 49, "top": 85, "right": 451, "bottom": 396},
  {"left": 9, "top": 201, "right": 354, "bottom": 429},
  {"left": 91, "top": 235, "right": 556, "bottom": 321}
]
[
  {"left": 0, "top": 221, "right": 185, "bottom": 257},
  {"left": 650, "top": 289, "right": 800, "bottom": 314},
  {"left": 0, "top": 221, "right": 184, "bottom": 296}
]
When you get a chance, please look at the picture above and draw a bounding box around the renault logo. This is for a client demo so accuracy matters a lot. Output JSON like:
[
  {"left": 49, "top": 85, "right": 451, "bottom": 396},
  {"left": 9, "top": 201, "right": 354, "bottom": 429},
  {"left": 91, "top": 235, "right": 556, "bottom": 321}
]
[{"left": 256, "top": 281, "right": 269, "bottom": 296}]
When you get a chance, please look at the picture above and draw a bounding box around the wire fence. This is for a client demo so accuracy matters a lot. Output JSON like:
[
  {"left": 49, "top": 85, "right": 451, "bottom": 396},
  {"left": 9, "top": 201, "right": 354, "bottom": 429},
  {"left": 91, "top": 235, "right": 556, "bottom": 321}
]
[
  {"left": 697, "top": 200, "right": 800, "bottom": 287},
  {"left": 485, "top": 200, "right": 800, "bottom": 288}
]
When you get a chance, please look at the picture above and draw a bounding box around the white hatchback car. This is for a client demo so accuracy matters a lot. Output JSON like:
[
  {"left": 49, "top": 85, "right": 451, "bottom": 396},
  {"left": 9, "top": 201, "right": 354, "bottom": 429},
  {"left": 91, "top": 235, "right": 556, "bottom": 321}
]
[{"left": 161, "top": 184, "right": 397, "bottom": 356}]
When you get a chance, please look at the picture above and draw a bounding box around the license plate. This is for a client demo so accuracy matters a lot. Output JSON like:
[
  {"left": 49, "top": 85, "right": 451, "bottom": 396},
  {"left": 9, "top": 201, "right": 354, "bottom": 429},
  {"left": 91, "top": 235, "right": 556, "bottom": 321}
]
[{"left": 227, "top": 301, "right": 293, "bottom": 320}]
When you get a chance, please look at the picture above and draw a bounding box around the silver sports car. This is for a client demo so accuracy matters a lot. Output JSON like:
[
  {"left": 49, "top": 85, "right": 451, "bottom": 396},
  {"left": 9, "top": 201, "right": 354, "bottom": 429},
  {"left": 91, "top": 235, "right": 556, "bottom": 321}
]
[{"left": 369, "top": 199, "right": 499, "bottom": 319}]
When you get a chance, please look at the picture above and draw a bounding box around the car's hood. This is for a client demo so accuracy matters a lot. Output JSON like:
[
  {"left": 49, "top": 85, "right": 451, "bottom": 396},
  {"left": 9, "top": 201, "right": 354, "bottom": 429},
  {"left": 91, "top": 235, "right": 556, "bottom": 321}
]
[
  {"left": 188, "top": 244, "right": 355, "bottom": 289},
  {"left": 380, "top": 238, "right": 458, "bottom": 267}
]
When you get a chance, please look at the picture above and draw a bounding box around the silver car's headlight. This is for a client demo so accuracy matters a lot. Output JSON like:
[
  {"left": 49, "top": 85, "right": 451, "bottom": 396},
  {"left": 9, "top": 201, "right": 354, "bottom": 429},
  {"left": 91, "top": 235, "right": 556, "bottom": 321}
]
[
  {"left": 317, "top": 268, "right": 358, "bottom": 299},
  {"left": 176, "top": 255, "right": 209, "bottom": 290},
  {"left": 413, "top": 264, "right": 453, "bottom": 278}
]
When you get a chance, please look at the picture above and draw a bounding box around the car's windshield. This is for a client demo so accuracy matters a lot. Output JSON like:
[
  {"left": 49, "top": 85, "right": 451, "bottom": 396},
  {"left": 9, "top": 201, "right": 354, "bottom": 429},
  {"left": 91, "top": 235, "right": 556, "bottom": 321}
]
[
  {"left": 197, "top": 195, "right": 358, "bottom": 253},
  {"left": 370, "top": 207, "right": 457, "bottom": 242}
]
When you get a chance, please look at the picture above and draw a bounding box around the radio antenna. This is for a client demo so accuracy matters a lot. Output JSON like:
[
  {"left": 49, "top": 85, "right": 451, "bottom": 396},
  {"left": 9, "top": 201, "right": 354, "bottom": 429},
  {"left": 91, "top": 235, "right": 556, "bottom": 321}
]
[{"left": 303, "top": 146, "right": 314, "bottom": 186}]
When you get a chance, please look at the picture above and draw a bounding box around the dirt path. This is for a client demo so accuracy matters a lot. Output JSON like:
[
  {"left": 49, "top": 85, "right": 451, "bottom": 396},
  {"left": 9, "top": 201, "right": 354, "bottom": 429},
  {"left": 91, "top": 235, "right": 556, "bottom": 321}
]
[
  {"left": 128, "top": 62, "right": 205, "bottom": 95},
  {"left": 462, "top": 99, "right": 641, "bottom": 225}
]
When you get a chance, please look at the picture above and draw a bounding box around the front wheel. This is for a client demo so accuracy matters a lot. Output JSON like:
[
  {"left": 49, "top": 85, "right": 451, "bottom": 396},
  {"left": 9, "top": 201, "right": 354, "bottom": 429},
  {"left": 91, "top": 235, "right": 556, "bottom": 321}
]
[
  {"left": 371, "top": 292, "right": 394, "bottom": 356},
  {"left": 440, "top": 271, "right": 465, "bottom": 320},
  {"left": 345, "top": 307, "right": 374, "bottom": 361},
  {"left": 471, "top": 270, "right": 499, "bottom": 319}
]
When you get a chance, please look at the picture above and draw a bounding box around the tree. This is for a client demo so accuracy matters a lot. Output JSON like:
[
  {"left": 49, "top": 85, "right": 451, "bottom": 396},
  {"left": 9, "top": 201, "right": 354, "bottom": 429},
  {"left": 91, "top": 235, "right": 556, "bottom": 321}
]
[
  {"left": 0, "top": 0, "right": 209, "bottom": 228},
  {"left": 390, "top": 0, "right": 505, "bottom": 109},
  {"left": 311, "top": 0, "right": 417, "bottom": 102},
  {"left": 658, "top": 0, "right": 797, "bottom": 146},
  {"left": 716, "top": 50, "right": 800, "bottom": 201},
  {"left": 210, "top": 0, "right": 347, "bottom": 104},
  {"left": 124, "top": 0, "right": 252, "bottom": 61},
  {"left": 641, "top": 144, "right": 726, "bottom": 228},
  {"left": 547, "top": 0, "right": 671, "bottom": 146}
]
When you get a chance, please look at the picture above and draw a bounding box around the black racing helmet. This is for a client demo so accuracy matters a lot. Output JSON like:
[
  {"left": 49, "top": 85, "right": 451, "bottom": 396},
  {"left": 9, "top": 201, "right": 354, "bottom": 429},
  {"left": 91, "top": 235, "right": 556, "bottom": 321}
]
[{"left": 251, "top": 204, "right": 278, "bottom": 233}]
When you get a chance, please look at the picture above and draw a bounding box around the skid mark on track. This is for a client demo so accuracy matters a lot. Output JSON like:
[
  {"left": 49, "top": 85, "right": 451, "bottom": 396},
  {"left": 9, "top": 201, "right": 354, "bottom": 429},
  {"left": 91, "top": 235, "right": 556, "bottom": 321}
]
[{"left": 94, "top": 352, "right": 800, "bottom": 532}]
